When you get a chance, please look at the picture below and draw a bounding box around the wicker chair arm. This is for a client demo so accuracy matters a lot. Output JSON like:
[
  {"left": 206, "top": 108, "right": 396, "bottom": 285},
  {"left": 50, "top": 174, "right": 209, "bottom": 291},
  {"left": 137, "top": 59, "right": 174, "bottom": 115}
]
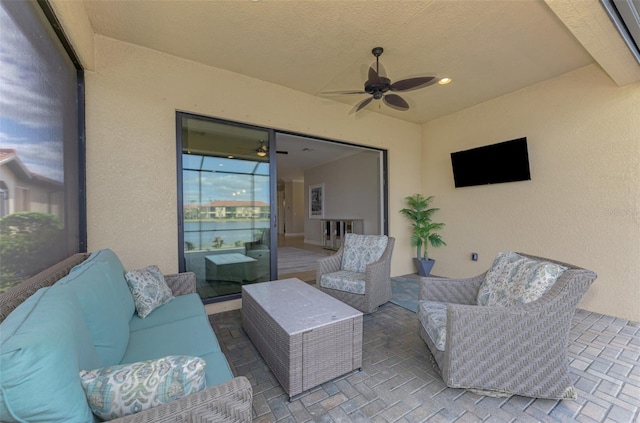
[
  {"left": 442, "top": 291, "right": 578, "bottom": 389},
  {"left": 363, "top": 254, "right": 391, "bottom": 295},
  {"left": 164, "top": 272, "right": 196, "bottom": 296},
  {"left": 361, "top": 237, "right": 394, "bottom": 302},
  {"left": 110, "top": 376, "right": 252, "bottom": 423},
  {"left": 418, "top": 273, "right": 486, "bottom": 305},
  {"left": 316, "top": 248, "right": 343, "bottom": 281}
]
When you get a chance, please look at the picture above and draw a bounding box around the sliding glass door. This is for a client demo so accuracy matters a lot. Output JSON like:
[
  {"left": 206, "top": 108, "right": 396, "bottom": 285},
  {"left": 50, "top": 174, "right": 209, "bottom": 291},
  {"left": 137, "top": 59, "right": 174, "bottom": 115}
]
[{"left": 177, "top": 113, "right": 274, "bottom": 302}]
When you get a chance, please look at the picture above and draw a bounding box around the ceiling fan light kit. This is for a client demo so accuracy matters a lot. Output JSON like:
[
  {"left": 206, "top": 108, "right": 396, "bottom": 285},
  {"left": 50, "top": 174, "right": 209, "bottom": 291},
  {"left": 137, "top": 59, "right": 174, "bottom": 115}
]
[
  {"left": 256, "top": 140, "right": 268, "bottom": 157},
  {"left": 324, "top": 46, "right": 445, "bottom": 113}
]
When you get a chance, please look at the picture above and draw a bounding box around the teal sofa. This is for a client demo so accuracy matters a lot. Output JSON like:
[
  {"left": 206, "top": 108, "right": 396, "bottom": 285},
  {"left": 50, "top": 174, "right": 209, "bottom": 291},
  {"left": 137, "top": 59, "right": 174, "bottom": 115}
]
[{"left": 0, "top": 249, "right": 252, "bottom": 422}]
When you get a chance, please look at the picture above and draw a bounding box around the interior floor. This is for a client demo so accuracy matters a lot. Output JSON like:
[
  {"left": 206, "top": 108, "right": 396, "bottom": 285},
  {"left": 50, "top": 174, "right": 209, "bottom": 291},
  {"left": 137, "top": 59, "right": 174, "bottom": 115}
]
[
  {"left": 277, "top": 233, "right": 332, "bottom": 282},
  {"left": 277, "top": 233, "right": 329, "bottom": 254}
]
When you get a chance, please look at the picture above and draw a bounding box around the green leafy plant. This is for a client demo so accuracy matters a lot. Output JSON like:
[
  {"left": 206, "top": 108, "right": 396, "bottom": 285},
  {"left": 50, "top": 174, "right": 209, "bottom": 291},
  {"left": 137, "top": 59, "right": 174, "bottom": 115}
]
[
  {"left": 0, "top": 212, "right": 63, "bottom": 291},
  {"left": 399, "top": 194, "right": 446, "bottom": 261}
]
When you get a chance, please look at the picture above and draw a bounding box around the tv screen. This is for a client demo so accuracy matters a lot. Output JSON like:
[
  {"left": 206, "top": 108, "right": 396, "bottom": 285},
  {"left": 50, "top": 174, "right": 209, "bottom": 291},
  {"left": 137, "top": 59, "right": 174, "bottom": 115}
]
[{"left": 450, "top": 137, "right": 531, "bottom": 188}]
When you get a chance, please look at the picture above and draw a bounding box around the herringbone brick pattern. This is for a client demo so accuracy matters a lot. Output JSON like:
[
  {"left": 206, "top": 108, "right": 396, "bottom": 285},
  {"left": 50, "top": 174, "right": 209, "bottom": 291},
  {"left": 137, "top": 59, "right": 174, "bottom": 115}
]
[{"left": 209, "top": 304, "right": 640, "bottom": 422}]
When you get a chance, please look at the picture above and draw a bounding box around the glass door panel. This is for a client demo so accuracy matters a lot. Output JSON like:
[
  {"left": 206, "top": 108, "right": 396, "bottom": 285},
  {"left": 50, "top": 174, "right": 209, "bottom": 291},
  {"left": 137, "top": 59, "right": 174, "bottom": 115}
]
[{"left": 178, "top": 114, "right": 272, "bottom": 302}]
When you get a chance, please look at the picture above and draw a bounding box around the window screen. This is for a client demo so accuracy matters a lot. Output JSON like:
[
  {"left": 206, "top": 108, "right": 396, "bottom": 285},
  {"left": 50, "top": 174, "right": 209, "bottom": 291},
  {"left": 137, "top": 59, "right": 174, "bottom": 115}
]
[{"left": 0, "top": 0, "right": 85, "bottom": 292}]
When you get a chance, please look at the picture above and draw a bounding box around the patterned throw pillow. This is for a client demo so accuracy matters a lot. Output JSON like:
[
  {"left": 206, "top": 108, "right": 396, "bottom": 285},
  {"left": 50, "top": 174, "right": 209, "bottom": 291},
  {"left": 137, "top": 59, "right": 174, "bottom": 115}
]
[
  {"left": 477, "top": 252, "right": 567, "bottom": 307},
  {"left": 79, "top": 355, "right": 206, "bottom": 420},
  {"left": 341, "top": 234, "right": 388, "bottom": 273},
  {"left": 125, "top": 265, "right": 174, "bottom": 318}
]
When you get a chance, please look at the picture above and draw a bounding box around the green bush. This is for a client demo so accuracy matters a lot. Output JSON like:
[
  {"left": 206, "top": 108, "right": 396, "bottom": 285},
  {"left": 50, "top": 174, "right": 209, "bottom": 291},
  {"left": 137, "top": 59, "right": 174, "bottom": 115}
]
[{"left": 0, "top": 212, "right": 63, "bottom": 292}]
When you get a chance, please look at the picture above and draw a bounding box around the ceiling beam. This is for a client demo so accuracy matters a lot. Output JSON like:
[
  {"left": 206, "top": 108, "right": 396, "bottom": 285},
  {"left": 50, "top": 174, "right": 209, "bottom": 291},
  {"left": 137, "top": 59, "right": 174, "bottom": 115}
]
[{"left": 545, "top": 0, "right": 640, "bottom": 86}]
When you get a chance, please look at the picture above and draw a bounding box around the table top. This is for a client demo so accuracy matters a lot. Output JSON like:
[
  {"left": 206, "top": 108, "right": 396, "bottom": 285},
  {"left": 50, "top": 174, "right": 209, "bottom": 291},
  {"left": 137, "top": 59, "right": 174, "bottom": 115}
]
[
  {"left": 242, "top": 278, "right": 362, "bottom": 335},
  {"left": 205, "top": 253, "right": 257, "bottom": 265}
]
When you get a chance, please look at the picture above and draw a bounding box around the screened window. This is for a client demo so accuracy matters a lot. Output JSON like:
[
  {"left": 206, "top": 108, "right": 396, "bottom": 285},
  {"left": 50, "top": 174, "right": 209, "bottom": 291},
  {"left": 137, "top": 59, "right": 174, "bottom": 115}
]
[{"left": 0, "top": 1, "right": 84, "bottom": 292}]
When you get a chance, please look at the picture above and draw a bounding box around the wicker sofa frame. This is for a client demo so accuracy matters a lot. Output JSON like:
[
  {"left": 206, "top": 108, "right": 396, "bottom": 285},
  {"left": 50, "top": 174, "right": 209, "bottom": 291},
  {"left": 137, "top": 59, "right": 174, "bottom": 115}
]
[
  {"left": 317, "top": 237, "right": 395, "bottom": 314},
  {"left": 0, "top": 253, "right": 253, "bottom": 423},
  {"left": 417, "top": 252, "right": 597, "bottom": 400}
]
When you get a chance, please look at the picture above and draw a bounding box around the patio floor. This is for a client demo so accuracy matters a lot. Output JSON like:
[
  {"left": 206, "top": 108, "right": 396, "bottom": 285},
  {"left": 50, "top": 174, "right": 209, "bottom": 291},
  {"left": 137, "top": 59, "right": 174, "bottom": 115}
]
[{"left": 209, "top": 303, "right": 640, "bottom": 422}]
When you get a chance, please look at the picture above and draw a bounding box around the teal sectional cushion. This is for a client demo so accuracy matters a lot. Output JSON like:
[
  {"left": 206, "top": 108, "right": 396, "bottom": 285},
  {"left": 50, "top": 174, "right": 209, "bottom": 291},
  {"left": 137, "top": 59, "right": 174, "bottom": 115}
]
[
  {"left": 79, "top": 355, "right": 206, "bottom": 420},
  {"left": 55, "top": 260, "right": 131, "bottom": 366},
  {"left": 0, "top": 287, "right": 99, "bottom": 423},
  {"left": 122, "top": 315, "right": 221, "bottom": 366},
  {"left": 72, "top": 248, "right": 135, "bottom": 318},
  {"left": 129, "top": 293, "right": 204, "bottom": 332},
  {"left": 199, "top": 351, "right": 234, "bottom": 386}
]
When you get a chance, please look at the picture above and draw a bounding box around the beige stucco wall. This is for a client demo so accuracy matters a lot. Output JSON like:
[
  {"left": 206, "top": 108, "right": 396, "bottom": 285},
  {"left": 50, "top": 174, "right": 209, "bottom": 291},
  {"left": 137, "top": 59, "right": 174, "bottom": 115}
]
[
  {"left": 422, "top": 64, "right": 640, "bottom": 321},
  {"left": 50, "top": 1, "right": 640, "bottom": 320},
  {"left": 84, "top": 35, "right": 421, "bottom": 276}
]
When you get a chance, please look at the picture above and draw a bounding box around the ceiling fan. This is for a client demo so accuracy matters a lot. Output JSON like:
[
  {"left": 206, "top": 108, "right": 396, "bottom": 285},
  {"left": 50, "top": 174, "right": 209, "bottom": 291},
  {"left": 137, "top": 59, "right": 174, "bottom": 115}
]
[
  {"left": 323, "top": 47, "right": 439, "bottom": 113},
  {"left": 256, "top": 140, "right": 289, "bottom": 157}
]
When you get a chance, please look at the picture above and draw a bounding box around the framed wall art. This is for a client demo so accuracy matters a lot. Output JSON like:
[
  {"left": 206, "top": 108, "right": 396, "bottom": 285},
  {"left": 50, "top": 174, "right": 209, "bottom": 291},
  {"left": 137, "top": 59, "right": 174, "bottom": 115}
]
[{"left": 309, "top": 183, "right": 324, "bottom": 219}]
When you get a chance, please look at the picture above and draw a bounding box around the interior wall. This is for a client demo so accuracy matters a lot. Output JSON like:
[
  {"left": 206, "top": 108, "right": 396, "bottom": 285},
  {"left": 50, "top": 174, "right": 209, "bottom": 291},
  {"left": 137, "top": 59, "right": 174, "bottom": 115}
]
[
  {"left": 283, "top": 181, "right": 305, "bottom": 236},
  {"left": 79, "top": 35, "right": 421, "bottom": 276},
  {"left": 422, "top": 64, "right": 640, "bottom": 321},
  {"left": 304, "top": 151, "right": 381, "bottom": 244}
]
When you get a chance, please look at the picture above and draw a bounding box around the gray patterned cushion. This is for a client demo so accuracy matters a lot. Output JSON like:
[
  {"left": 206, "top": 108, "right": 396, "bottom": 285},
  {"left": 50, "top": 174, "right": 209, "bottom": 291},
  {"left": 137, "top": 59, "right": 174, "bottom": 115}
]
[
  {"left": 320, "top": 270, "right": 366, "bottom": 294},
  {"left": 477, "top": 252, "right": 567, "bottom": 307},
  {"left": 125, "top": 265, "right": 174, "bottom": 318},
  {"left": 79, "top": 355, "right": 206, "bottom": 420},
  {"left": 418, "top": 300, "right": 447, "bottom": 351},
  {"left": 341, "top": 234, "right": 388, "bottom": 273}
]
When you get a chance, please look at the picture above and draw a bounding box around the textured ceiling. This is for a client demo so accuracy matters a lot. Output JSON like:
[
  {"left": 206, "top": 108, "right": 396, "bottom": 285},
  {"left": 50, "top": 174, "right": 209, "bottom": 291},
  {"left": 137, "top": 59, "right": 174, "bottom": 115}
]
[
  {"left": 80, "top": 0, "right": 609, "bottom": 124},
  {"left": 78, "top": 0, "right": 640, "bottom": 181}
]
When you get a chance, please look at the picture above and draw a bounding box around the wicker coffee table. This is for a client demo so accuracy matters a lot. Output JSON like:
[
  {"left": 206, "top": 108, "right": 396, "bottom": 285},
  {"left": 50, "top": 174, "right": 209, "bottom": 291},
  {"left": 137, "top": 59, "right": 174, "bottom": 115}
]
[{"left": 242, "top": 278, "right": 363, "bottom": 399}]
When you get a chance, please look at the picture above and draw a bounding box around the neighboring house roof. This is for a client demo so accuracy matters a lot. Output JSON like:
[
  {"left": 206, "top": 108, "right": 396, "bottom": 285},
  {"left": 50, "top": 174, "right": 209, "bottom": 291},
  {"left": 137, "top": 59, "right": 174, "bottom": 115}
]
[
  {"left": 0, "top": 149, "right": 63, "bottom": 188},
  {"left": 202, "top": 200, "right": 269, "bottom": 207}
]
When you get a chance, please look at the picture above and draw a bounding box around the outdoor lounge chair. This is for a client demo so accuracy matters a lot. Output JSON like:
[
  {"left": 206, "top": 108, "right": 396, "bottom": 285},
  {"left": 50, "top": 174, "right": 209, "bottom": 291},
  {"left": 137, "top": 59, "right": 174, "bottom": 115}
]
[
  {"left": 417, "top": 251, "right": 597, "bottom": 400},
  {"left": 317, "top": 234, "right": 394, "bottom": 314}
]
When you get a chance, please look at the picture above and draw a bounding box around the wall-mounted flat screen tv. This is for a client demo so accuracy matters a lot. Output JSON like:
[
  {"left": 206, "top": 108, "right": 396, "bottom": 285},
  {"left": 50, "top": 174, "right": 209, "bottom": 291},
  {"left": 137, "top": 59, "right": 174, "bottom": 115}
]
[{"left": 450, "top": 137, "right": 531, "bottom": 188}]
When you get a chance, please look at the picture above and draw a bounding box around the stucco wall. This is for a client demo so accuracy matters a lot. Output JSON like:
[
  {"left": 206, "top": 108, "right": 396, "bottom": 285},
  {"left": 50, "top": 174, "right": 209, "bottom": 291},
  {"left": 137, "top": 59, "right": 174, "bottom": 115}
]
[
  {"left": 50, "top": 2, "right": 640, "bottom": 320},
  {"left": 422, "top": 65, "right": 640, "bottom": 321},
  {"left": 84, "top": 35, "right": 421, "bottom": 276}
]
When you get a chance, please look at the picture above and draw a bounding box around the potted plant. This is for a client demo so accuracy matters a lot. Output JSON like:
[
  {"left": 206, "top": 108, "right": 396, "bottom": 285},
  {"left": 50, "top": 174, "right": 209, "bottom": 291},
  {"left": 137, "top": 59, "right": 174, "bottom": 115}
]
[{"left": 400, "top": 194, "right": 446, "bottom": 276}]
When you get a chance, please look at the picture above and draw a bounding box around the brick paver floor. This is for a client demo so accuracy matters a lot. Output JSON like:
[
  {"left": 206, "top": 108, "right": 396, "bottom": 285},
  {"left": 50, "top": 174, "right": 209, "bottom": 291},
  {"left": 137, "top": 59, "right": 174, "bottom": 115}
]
[{"left": 209, "top": 303, "right": 640, "bottom": 422}]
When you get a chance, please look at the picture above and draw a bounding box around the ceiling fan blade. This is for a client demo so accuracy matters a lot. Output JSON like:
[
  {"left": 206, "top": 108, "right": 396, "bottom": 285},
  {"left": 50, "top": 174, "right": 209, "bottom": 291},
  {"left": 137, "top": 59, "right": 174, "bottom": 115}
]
[
  {"left": 321, "top": 90, "right": 368, "bottom": 95},
  {"left": 383, "top": 94, "right": 409, "bottom": 111},
  {"left": 367, "top": 66, "right": 381, "bottom": 85},
  {"left": 390, "top": 76, "right": 438, "bottom": 92},
  {"left": 350, "top": 97, "right": 373, "bottom": 114}
]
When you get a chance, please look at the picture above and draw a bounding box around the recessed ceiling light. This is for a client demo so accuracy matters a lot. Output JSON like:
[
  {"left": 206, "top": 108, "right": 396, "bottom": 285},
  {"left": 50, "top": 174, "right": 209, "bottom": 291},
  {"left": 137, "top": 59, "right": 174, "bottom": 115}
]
[
  {"left": 227, "top": 155, "right": 234, "bottom": 159},
  {"left": 438, "top": 77, "right": 452, "bottom": 85}
]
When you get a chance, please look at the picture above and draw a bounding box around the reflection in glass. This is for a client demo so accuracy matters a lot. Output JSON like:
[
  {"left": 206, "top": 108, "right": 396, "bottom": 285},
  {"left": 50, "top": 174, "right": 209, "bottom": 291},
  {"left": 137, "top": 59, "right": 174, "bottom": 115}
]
[
  {"left": 180, "top": 116, "right": 271, "bottom": 302},
  {"left": 0, "top": 1, "right": 81, "bottom": 293}
]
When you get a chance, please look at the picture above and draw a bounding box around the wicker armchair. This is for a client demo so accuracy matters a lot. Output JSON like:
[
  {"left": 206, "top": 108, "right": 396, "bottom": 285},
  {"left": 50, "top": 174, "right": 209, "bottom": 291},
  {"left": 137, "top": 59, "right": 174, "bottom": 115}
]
[
  {"left": 317, "top": 234, "right": 395, "bottom": 314},
  {"left": 417, "top": 252, "right": 597, "bottom": 400}
]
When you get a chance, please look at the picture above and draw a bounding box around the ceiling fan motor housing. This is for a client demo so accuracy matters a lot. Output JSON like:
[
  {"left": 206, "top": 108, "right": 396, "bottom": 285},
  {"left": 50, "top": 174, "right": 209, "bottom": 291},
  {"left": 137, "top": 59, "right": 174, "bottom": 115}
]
[{"left": 365, "top": 77, "right": 391, "bottom": 99}]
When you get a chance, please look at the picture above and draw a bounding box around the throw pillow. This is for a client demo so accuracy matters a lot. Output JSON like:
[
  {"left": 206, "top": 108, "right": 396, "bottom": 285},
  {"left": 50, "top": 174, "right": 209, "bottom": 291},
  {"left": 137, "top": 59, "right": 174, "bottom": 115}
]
[
  {"left": 477, "top": 252, "right": 567, "bottom": 307},
  {"left": 79, "top": 355, "right": 206, "bottom": 420},
  {"left": 125, "top": 265, "right": 174, "bottom": 318},
  {"left": 341, "top": 234, "right": 388, "bottom": 273}
]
